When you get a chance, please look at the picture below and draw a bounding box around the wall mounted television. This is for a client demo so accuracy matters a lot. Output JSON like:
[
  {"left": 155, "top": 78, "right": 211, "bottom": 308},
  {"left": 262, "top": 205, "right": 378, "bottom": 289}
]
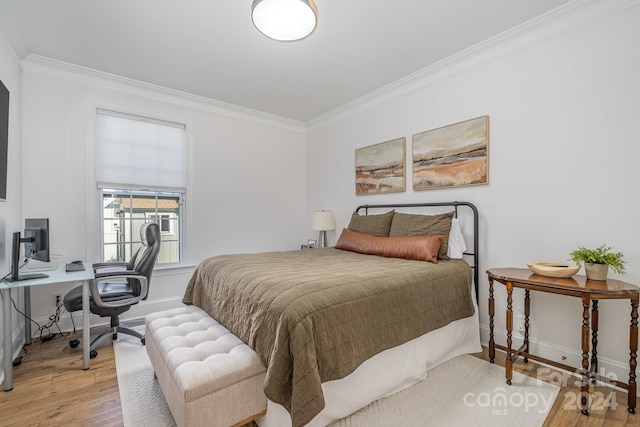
[{"left": 0, "top": 79, "right": 8, "bottom": 201}]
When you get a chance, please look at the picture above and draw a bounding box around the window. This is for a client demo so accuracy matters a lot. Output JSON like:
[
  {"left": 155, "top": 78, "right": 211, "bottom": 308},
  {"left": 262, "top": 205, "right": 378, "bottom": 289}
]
[
  {"left": 95, "top": 109, "right": 186, "bottom": 265},
  {"left": 101, "top": 189, "right": 183, "bottom": 264}
]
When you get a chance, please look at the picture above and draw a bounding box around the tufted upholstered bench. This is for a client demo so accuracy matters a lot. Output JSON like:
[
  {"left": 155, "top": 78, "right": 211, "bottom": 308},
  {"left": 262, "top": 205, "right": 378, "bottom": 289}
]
[{"left": 145, "top": 305, "right": 267, "bottom": 427}]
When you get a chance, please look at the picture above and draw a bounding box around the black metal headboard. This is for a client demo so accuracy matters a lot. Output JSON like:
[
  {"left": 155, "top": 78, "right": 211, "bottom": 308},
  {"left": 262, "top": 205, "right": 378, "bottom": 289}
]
[{"left": 355, "top": 201, "right": 479, "bottom": 301}]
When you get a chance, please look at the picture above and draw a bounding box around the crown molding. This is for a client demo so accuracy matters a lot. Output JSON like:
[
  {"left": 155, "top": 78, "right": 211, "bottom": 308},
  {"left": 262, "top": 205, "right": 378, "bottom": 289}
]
[
  {"left": 10, "top": 0, "right": 640, "bottom": 133},
  {"left": 21, "top": 54, "right": 306, "bottom": 133},
  {"left": 306, "top": 0, "right": 640, "bottom": 130}
]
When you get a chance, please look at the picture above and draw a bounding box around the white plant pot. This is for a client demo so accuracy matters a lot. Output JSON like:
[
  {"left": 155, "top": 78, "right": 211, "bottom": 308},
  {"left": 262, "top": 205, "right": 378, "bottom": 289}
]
[{"left": 585, "top": 263, "right": 608, "bottom": 281}]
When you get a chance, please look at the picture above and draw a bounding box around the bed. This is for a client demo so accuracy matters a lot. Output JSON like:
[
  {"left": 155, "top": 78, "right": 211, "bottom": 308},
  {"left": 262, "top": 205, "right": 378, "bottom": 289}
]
[{"left": 182, "top": 202, "right": 481, "bottom": 427}]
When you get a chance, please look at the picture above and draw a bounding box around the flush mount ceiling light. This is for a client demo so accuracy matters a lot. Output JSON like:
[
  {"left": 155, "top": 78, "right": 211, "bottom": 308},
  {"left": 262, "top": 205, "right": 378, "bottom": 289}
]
[{"left": 251, "top": 0, "right": 318, "bottom": 41}]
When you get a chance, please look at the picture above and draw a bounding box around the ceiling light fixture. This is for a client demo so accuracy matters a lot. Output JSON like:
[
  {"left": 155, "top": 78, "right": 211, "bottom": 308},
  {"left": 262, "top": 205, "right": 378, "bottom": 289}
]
[{"left": 251, "top": 0, "right": 318, "bottom": 42}]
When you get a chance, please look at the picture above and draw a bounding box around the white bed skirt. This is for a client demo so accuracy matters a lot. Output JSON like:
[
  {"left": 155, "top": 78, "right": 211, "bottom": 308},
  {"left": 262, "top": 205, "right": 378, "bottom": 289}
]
[{"left": 257, "top": 289, "right": 481, "bottom": 427}]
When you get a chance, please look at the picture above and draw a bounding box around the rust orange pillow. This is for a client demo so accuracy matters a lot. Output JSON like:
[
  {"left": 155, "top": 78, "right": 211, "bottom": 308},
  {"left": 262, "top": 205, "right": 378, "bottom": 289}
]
[{"left": 335, "top": 228, "right": 444, "bottom": 264}]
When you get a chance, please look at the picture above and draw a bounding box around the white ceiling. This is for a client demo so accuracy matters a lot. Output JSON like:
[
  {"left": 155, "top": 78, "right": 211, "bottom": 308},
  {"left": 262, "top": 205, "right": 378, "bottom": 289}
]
[{"left": 1, "top": 0, "right": 576, "bottom": 122}]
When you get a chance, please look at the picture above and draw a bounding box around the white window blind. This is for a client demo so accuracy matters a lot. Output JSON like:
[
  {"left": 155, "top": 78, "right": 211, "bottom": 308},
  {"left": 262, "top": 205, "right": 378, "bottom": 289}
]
[{"left": 95, "top": 109, "right": 186, "bottom": 191}]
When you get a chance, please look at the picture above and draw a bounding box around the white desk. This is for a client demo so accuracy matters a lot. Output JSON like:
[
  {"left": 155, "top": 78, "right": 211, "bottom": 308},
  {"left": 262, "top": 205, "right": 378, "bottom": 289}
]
[{"left": 1, "top": 263, "right": 94, "bottom": 391}]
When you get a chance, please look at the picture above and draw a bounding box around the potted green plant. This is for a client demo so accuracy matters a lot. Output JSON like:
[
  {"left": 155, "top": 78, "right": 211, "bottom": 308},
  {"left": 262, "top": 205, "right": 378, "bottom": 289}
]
[{"left": 569, "top": 244, "right": 626, "bottom": 280}]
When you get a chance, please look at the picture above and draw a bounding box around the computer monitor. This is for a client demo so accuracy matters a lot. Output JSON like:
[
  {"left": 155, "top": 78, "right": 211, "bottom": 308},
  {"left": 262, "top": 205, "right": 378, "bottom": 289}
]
[
  {"left": 6, "top": 218, "right": 51, "bottom": 282},
  {"left": 24, "top": 218, "right": 50, "bottom": 262}
]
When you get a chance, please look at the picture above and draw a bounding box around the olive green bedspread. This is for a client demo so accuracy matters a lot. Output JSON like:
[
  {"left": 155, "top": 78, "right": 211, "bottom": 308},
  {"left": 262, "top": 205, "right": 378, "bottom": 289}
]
[{"left": 182, "top": 247, "right": 474, "bottom": 427}]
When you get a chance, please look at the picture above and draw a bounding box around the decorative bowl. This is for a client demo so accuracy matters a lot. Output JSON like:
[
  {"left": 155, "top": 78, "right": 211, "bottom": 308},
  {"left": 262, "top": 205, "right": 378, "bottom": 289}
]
[{"left": 527, "top": 262, "right": 580, "bottom": 278}]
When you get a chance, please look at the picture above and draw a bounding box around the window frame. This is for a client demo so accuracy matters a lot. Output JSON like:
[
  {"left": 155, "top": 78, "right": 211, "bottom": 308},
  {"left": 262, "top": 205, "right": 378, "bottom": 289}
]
[
  {"left": 87, "top": 103, "right": 191, "bottom": 269},
  {"left": 98, "top": 187, "right": 185, "bottom": 267}
]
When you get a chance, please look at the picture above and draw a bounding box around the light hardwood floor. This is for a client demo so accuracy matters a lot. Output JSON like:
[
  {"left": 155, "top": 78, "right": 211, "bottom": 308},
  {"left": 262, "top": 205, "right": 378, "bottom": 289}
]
[
  {"left": 0, "top": 332, "right": 122, "bottom": 427},
  {"left": 0, "top": 332, "right": 638, "bottom": 426}
]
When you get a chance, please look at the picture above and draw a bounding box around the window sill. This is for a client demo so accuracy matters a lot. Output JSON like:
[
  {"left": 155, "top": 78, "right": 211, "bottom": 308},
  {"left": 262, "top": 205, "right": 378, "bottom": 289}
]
[{"left": 153, "top": 263, "right": 197, "bottom": 277}]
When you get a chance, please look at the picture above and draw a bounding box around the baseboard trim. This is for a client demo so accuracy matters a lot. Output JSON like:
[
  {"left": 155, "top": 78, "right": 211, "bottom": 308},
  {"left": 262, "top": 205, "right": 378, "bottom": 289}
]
[
  {"left": 480, "top": 323, "right": 639, "bottom": 396},
  {"left": 8, "top": 296, "right": 184, "bottom": 346}
]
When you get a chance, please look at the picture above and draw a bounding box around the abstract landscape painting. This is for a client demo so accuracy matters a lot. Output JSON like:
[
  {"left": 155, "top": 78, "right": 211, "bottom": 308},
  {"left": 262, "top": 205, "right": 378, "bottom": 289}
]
[
  {"left": 356, "top": 137, "right": 406, "bottom": 195},
  {"left": 412, "top": 116, "right": 489, "bottom": 190}
]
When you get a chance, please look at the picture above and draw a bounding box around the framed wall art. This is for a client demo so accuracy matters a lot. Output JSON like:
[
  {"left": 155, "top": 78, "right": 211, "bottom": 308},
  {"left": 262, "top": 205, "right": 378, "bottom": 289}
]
[
  {"left": 412, "top": 116, "right": 489, "bottom": 191},
  {"left": 355, "top": 137, "right": 406, "bottom": 195}
]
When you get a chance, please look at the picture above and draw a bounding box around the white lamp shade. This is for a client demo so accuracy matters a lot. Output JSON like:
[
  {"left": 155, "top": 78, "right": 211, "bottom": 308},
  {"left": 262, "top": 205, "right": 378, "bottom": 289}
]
[
  {"left": 312, "top": 210, "right": 335, "bottom": 231},
  {"left": 251, "top": 0, "right": 318, "bottom": 41}
]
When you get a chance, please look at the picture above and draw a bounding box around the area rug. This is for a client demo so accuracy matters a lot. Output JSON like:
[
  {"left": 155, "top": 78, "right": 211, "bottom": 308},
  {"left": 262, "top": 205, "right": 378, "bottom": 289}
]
[
  {"left": 113, "top": 325, "right": 176, "bottom": 427},
  {"left": 329, "top": 354, "right": 559, "bottom": 427},
  {"left": 115, "top": 327, "right": 559, "bottom": 427}
]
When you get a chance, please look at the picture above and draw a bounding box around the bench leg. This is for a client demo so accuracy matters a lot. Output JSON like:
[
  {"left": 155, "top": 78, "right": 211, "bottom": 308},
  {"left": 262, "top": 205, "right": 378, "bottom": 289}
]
[{"left": 231, "top": 410, "right": 267, "bottom": 427}]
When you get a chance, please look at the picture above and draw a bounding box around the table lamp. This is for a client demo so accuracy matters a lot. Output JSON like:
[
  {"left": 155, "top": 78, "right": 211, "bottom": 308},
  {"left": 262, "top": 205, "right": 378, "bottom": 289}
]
[{"left": 312, "top": 210, "right": 335, "bottom": 248}]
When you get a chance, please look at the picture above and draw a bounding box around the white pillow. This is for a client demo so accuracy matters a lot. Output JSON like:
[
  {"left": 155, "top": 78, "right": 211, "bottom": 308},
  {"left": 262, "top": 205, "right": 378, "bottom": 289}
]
[{"left": 447, "top": 217, "right": 467, "bottom": 259}]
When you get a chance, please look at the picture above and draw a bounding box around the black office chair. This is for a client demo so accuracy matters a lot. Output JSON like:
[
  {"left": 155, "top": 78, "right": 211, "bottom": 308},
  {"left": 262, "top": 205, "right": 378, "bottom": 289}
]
[
  {"left": 64, "top": 222, "right": 161, "bottom": 358},
  {"left": 91, "top": 239, "right": 143, "bottom": 272}
]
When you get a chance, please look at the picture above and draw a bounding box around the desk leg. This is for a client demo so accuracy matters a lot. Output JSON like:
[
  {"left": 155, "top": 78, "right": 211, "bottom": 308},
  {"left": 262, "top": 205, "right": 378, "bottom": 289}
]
[
  {"left": 24, "top": 287, "right": 31, "bottom": 345},
  {"left": 2, "top": 288, "right": 13, "bottom": 391},
  {"left": 506, "top": 281, "right": 513, "bottom": 386},
  {"left": 580, "top": 294, "right": 590, "bottom": 416},
  {"left": 629, "top": 296, "right": 638, "bottom": 414},
  {"left": 488, "top": 278, "right": 495, "bottom": 363},
  {"left": 82, "top": 280, "right": 90, "bottom": 370}
]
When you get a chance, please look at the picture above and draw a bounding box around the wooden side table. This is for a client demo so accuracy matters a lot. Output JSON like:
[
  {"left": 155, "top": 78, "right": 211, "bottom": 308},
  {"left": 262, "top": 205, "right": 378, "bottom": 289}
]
[{"left": 487, "top": 268, "right": 639, "bottom": 415}]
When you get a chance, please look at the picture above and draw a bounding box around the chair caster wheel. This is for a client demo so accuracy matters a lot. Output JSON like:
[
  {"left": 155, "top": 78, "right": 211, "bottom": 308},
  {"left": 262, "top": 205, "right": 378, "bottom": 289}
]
[
  {"left": 523, "top": 358, "right": 529, "bottom": 363},
  {"left": 70, "top": 339, "right": 80, "bottom": 348},
  {"left": 581, "top": 409, "right": 589, "bottom": 416},
  {"left": 90, "top": 350, "right": 98, "bottom": 359},
  {"left": 506, "top": 380, "right": 511, "bottom": 385},
  {"left": 141, "top": 337, "right": 146, "bottom": 345},
  {"left": 629, "top": 408, "right": 636, "bottom": 414}
]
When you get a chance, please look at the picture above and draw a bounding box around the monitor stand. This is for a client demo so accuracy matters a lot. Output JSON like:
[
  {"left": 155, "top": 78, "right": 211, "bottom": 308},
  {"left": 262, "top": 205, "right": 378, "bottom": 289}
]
[
  {"left": 4, "top": 272, "right": 48, "bottom": 282},
  {"left": 5, "top": 231, "right": 49, "bottom": 282}
]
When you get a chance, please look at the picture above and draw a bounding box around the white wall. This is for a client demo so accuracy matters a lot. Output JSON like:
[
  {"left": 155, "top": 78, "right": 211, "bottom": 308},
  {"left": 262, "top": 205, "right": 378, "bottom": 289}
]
[
  {"left": 306, "top": 3, "right": 640, "bottom": 383},
  {"left": 6, "top": 0, "right": 640, "bottom": 391},
  {"left": 0, "top": 18, "right": 24, "bottom": 378},
  {"left": 19, "top": 58, "right": 307, "bottom": 330}
]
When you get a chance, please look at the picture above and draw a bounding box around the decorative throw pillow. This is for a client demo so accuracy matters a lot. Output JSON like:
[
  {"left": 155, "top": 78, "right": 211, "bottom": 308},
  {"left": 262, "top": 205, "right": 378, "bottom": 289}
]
[
  {"left": 347, "top": 210, "right": 395, "bottom": 237},
  {"left": 335, "top": 228, "right": 444, "bottom": 264},
  {"left": 447, "top": 217, "right": 467, "bottom": 259},
  {"left": 388, "top": 211, "right": 454, "bottom": 259}
]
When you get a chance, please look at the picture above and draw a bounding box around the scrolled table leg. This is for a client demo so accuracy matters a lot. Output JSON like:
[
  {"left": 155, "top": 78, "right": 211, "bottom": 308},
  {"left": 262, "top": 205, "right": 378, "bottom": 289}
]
[
  {"left": 489, "top": 278, "right": 495, "bottom": 363},
  {"left": 506, "top": 281, "right": 513, "bottom": 386},
  {"left": 628, "top": 297, "right": 638, "bottom": 414},
  {"left": 580, "top": 295, "right": 590, "bottom": 416}
]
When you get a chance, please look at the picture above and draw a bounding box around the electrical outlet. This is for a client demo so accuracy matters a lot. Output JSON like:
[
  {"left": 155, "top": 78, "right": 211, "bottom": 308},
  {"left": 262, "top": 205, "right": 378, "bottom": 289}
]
[{"left": 516, "top": 314, "right": 525, "bottom": 333}]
